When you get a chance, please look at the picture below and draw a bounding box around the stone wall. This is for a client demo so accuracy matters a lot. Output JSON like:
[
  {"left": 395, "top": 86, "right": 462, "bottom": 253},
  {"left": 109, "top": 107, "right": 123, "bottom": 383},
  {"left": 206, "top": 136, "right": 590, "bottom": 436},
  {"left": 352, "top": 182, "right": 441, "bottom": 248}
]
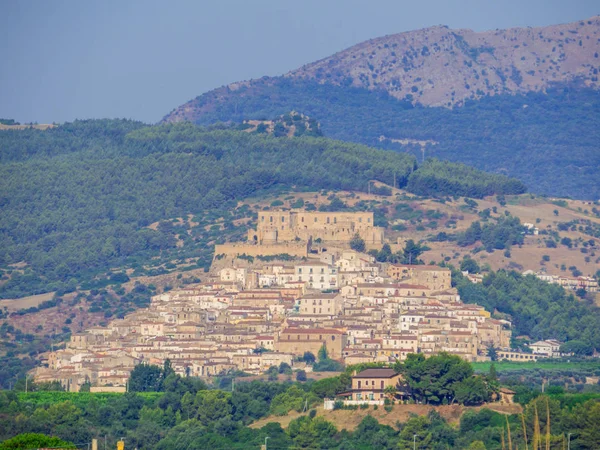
[{"left": 214, "top": 242, "right": 309, "bottom": 258}]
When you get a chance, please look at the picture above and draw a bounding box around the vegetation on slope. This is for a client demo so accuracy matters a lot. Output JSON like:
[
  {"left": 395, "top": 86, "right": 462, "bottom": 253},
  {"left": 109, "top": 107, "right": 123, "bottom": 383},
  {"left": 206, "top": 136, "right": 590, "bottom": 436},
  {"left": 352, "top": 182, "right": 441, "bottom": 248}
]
[
  {"left": 407, "top": 159, "right": 526, "bottom": 198},
  {"left": 0, "top": 120, "right": 522, "bottom": 299},
  {"left": 175, "top": 78, "right": 600, "bottom": 199},
  {"left": 3, "top": 361, "right": 600, "bottom": 449},
  {"left": 455, "top": 269, "right": 600, "bottom": 353}
]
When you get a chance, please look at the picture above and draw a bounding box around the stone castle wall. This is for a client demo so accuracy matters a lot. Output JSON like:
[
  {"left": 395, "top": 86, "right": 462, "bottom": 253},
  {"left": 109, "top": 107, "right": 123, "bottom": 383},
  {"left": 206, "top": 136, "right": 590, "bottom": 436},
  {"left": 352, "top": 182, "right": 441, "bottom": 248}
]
[
  {"left": 214, "top": 242, "right": 309, "bottom": 258},
  {"left": 249, "top": 211, "right": 384, "bottom": 245}
]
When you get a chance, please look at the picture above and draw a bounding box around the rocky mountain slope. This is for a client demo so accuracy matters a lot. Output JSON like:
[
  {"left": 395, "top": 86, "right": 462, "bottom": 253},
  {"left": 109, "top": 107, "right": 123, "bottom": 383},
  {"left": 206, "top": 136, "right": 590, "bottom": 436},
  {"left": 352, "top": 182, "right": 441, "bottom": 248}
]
[{"left": 164, "top": 16, "right": 600, "bottom": 123}]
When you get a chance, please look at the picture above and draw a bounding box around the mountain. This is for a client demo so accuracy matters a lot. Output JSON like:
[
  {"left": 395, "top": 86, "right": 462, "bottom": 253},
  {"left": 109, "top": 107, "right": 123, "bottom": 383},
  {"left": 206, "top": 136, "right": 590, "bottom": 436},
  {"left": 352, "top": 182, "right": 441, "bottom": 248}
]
[{"left": 161, "top": 17, "right": 600, "bottom": 200}]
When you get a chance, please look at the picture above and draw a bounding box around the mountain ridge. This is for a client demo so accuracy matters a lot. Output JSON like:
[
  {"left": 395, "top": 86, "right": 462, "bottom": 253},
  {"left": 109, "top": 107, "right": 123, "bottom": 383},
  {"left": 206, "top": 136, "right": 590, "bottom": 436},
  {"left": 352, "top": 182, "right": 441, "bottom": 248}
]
[{"left": 163, "top": 15, "right": 600, "bottom": 123}]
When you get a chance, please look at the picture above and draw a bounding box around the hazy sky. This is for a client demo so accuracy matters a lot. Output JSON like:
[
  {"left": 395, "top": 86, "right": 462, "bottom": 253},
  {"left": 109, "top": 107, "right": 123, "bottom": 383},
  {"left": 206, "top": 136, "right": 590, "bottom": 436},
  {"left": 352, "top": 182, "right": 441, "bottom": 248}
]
[{"left": 1, "top": 0, "right": 598, "bottom": 124}]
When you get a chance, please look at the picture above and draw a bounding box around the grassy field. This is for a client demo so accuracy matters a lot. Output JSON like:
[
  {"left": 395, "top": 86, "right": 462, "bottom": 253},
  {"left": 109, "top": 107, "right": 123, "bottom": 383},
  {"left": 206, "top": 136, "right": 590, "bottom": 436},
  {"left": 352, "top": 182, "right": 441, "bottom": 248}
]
[
  {"left": 16, "top": 391, "right": 163, "bottom": 408},
  {"left": 472, "top": 360, "right": 600, "bottom": 373}
]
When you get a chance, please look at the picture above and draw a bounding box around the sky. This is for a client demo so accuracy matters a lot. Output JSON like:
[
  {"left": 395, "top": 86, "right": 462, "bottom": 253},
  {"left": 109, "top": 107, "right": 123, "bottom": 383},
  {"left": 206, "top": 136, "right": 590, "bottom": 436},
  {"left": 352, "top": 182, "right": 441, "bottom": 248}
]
[{"left": 0, "top": 0, "right": 598, "bottom": 124}]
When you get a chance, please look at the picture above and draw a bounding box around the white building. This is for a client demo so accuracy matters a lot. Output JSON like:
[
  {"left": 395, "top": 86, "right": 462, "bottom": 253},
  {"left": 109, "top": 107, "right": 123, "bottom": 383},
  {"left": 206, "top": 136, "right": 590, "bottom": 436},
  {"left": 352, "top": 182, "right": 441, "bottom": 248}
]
[{"left": 295, "top": 261, "right": 338, "bottom": 290}]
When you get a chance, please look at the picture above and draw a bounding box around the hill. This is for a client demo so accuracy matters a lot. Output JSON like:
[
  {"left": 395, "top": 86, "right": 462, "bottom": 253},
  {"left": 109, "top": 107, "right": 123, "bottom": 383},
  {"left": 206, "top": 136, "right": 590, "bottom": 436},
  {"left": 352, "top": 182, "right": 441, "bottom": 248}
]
[
  {"left": 162, "top": 17, "right": 600, "bottom": 200},
  {"left": 2, "top": 119, "right": 523, "bottom": 301},
  {"left": 166, "top": 16, "right": 600, "bottom": 115}
]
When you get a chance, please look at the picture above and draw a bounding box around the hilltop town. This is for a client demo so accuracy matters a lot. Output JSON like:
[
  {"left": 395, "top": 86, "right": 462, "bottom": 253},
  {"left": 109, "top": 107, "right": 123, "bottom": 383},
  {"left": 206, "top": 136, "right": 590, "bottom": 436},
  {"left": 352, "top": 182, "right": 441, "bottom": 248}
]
[{"left": 35, "top": 210, "right": 519, "bottom": 391}]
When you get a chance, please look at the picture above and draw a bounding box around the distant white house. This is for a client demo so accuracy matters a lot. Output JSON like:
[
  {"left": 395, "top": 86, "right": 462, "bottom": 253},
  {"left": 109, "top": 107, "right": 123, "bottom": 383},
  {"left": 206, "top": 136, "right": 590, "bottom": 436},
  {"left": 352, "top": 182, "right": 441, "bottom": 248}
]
[{"left": 529, "top": 339, "right": 562, "bottom": 357}]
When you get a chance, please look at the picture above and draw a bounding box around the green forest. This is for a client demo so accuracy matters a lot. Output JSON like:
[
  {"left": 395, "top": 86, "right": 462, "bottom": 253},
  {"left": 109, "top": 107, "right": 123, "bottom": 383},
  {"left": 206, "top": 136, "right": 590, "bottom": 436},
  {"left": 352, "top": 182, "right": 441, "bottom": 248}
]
[
  {"left": 1, "top": 358, "right": 600, "bottom": 449},
  {"left": 0, "top": 120, "right": 521, "bottom": 298},
  {"left": 180, "top": 78, "right": 600, "bottom": 199}
]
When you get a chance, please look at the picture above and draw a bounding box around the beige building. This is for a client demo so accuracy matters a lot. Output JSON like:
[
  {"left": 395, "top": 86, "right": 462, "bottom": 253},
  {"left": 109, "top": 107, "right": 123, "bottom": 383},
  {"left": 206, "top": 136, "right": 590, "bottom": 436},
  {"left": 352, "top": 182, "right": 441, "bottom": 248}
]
[
  {"left": 345, "top": 368, "right": 403, "bottom": 402},
  {"left": 387, "top": 265, "right": 452, "bottom": 291},
  {"left": 298, "top": 293, "right": 343, "bottom": 316},
  {"left": 275, "top": 328, "right": 347, "bottom": 359}
]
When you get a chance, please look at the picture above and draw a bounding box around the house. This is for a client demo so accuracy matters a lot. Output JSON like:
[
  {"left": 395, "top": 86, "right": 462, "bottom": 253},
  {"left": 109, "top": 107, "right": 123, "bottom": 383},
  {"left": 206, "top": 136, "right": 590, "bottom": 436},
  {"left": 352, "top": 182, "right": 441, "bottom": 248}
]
[
  {"left": 298, "top": 293, "right": 343, "bottom": 316},
  {"left": 530, "top": 339, "right": 562, "bottom": 357},
  {"left": 336, "top": 368, "right": 403, "bottom": 405},
  {"left": 295, "top": 262, "right": 338, "bottom": 290},
  {"left": 498, "top": 387, "right": 516, "bottom": 404},
  {"left": 387, "top": 264, "right": 452, "bottom": 290},
  {"left": 275, "top": 328, "right": 347, "bottom": 359}
]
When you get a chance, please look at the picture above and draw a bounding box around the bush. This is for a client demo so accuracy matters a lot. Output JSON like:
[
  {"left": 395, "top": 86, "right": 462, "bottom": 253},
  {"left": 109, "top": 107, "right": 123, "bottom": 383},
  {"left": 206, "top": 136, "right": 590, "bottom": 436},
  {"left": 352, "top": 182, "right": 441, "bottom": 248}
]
[{"left": 296, "top": 370, "right": 307, "bottom": 382}]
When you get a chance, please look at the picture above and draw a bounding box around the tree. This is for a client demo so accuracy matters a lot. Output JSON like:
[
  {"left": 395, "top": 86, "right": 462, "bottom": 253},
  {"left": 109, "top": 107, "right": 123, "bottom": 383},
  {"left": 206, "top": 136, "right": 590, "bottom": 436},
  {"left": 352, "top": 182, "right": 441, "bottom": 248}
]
[
  {"left": 195, "top": 391, "right": 232, "bottom": 426},
  {"left": 302, "top": 351, "right": 316, "bottom": 364},
  {"left": 0, "top": 433, "right": 76, "bottom": 450},
  {"left": 317, "top": 344, "right": 328, "bottom": 362},
  {"left": 402, "top": 239, "right": 424, "bottom": 264},
  {"left": 296, "top": 370, "right": 307, "bottom": 382},
  {"left": 560, "top": 340, "right": 593, "bottom": 356},
  {"left": 384, "top": 385, "right": 397, "bottom": 401},
  {"left": 461, "top": 257, "right": 480, "bottom": 274},
  {"left": 401, "top": 352, "right": 475, "bottom": 404},
  {"left": 487, "top": 345, "right": 498, "bottom": 362},
  {"left": 278, "top": 362, "right": 292, "bottom": 375},
  {"left": 349, "top": 233, "right": 366, "bottom": 252},
  {"left": 129, "top": 364, "right": 163, "bottom": 392},
  {"left": 453, "top": 377, "right": 490, "bottom": 406}
]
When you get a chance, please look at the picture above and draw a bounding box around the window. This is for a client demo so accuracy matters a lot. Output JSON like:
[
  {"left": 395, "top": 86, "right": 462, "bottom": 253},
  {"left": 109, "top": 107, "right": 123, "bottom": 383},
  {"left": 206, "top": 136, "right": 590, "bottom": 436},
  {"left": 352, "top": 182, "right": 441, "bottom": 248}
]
[
  {"left": 282, "top": 217, "right": 285, "bottom": 222},
  {"left": 298, "top": 268, "right": 302, "bottom": 274},
  {"left": 314, "top": 218, "right": 318, "bottom": 222},
  {"left": 368, "top": 218, "right": 371, "bottom": 223},
  {"left": 334, "top": 217, "right": 337, "bottom": 224},
  {"left": 270, "top": 216, "right": 273, "bottom": 223},
  {"left": 358, "top": 381, "right": 361, "bottom": 388},
  {"left": 261, "top": 216, "right": 264, "bottom": 222}
]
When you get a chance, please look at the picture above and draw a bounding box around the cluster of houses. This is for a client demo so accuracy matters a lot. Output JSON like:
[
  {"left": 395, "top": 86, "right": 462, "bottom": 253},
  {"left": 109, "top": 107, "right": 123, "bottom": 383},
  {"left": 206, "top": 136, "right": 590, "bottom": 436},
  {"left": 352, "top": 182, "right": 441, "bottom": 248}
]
[
  {"left": 33, "top": 247, "right": 515, "bottom": 392},
  {"left": 524, "top": 271, "right": 599, "bottom": 293}
]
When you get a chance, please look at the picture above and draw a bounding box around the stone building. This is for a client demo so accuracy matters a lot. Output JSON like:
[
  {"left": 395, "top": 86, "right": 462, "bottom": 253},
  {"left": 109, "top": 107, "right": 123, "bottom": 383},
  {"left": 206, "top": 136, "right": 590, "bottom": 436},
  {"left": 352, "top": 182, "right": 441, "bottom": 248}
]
[
  {"left": 248, "top": 211, "right": 384, "bottom": 245},
  {"left": 275, "top": 328, "right": 347, "bottom": 359},
  {"left": 387, "top": 264, "right": 452, "bottom": 291}
]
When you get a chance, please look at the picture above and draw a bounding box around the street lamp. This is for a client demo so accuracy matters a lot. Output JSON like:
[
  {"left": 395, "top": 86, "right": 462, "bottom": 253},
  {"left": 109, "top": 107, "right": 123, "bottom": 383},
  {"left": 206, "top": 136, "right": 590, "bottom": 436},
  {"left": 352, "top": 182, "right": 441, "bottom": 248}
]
[
  {"left": 265, "top": 436, "right": 270, "bottom": 450},
  {"left": 413, "top": 434, "right": 417, "bottom": 450}
]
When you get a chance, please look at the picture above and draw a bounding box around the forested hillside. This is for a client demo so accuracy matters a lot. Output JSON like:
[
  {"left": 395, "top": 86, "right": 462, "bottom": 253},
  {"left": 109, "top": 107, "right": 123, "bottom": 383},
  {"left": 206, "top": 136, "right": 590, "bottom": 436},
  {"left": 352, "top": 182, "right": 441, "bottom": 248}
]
[
  {"left": 165, "top": 78, "right": 600, "bottom": 199},
  {"left": 0, "top": 120, "right": 525, "bottom": 299},
  {"left": 0, "top": 120, "right": 412, "bottom": 298},
  {"left": 455, "top": 269, "right": 600, "bottom": 354}
]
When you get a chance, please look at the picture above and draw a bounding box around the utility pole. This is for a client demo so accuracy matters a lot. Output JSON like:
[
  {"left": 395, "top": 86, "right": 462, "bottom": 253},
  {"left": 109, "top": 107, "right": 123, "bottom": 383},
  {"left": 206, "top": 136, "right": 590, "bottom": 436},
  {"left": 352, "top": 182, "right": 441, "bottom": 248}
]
[
  {"left": 413, "top": 434, "right": 417, "bottom": 450},
  {"left": 25, "top": 376, "right": 28, "bottom": 393}
]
